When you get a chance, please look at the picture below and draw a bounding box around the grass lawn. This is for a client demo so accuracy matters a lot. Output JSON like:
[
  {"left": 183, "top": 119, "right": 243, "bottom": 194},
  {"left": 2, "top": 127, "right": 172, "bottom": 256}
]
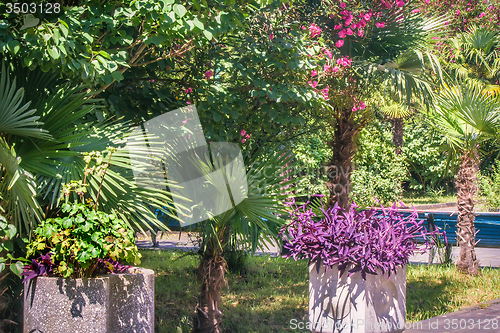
[
  {"left": 401, "top": 194, "right": 457, "bottom": 206},
  {"left": 141, "top": 250, "right": 500, "bottom": 333}
]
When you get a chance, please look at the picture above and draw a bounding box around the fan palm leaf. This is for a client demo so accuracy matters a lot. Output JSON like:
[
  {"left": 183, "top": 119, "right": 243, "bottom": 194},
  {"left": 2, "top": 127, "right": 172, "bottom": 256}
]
[
  {"left": 0, "top": 138, "right": 42, "bottom": 234},
  {"left": 1, "top": 62, "right": 180, "bottom": 235}
]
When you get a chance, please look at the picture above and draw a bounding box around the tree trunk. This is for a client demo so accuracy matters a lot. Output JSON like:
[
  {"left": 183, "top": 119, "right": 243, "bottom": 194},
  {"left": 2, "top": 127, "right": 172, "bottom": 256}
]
[
  {"left": 455, "top": 150, "right": 480, "bottom": 275},
  {"left": 392, "top": 117, "right": 404, "bottom": 155},
  {"left": 327, "top": 109, "right": 356, "bottom": 210},
  {"left": 193, "top": 255, "right": 227, "bottom": 333}
]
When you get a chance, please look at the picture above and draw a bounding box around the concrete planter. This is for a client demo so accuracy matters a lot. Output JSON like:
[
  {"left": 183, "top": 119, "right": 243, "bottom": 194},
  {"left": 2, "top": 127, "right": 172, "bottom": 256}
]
[
  {"left": 24, "top": 267, "right": 154, "bottom": 333},
  {"left": 309, "top": 263, "right": 406, "bottom": 333}
]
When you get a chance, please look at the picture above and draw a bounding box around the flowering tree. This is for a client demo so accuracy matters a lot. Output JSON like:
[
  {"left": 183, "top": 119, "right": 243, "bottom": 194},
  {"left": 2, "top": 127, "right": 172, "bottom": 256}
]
[{"left": 294, "top": 0, "right": 444, "bottom": 208}]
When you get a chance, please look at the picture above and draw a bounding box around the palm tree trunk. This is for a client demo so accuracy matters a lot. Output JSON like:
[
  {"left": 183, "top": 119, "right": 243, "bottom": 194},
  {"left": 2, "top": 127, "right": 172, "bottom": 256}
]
[
  {"left": 455, "top": 150, "right": 480, "bottom": 275},
  {"left": 193, "top": 255, "right": 227, "bottom": 333},
  {"left": 392, "top": 117, "right": 404, "bottom": 155},
  {"left": 327, "top": 109, "right": 356, "bottom": 209}
]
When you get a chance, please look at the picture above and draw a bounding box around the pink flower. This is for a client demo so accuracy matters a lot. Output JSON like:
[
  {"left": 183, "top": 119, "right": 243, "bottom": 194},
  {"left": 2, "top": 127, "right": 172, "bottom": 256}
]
[
  {"left": 425, "top": 0, "right": 430, "bottom": 3},
  {"left": 345, "top": 15, "right": 353, "bottom": 26},
  {"left": 241, "top": 129, "right": 246, "bottom": 136},
  {"left": 334, "top": 24, "right": 343, "bottom": 30},
  {"left": 335, "top": 39, "right": 344, "bottom": 48},
  {"left": 359, "top": 20, "right": 367, "bottom": 28},
  {"left": 309, "top": 23, "right": 322, "bottom": 38},
  {"left": 245, "top": 134, "right": 250, "bottom": 139},
  {"left": 269, "top": 34, "right": 274, "bottom": 40},
  {"left": 321, "top": 86, "right": 329, "bottom": 100},
  {"left": 397, "top": 0, "right": 405, "bottom": 7},
  {"left": 205, "top": 70, "right": 213, "bottom": 80},
  {"left": 336, "top": 56, "right": 351, "bottom": 67},
  {"left": 346, "top": 28, "right": 353, "bottom": 35},
  {"left": 242, "top": 139, "right": 246, "bottom": 143},
  {"left": 456, "top": 9, "right": 461, "bottom": 15},
  {"left": 311, "top": 70, "right": 318, "bottom": 77},
  {"left": 479, "top": 12, "right": 486, "bottom": 18},
  {"left": 332, "top": 66, "right": 340, "bottom": 73},
  {"left": 324, "top": 65, "right": 331, "bottom": 72},
  {"left": 357, "top": 29, "right": 364, "bottom": 37},
  {"left": 412, "top": 8, "right": 420, "bottom": 13},
  {"left": 308, "top": 80, "right": 318, "bottom": 88},
  {"left": 324, "top": 49, "right": 333, "bottom": 59},
  {"left": 340, "top": 2, "right": 346, "bottom": 8},
  {"left": 359, "top": 101, "right": 366, "bottom": 109},
  {"left": 375, "top": 22, "right": 385, "bottom": 28},
  {"left": 363, "top": 13, "right": 371, "bottom": 21},
  {"left": 186, "top": 101, "right": 191, "bottom": 105},
  {"left": 339, "top": 30, "right": 347, "bottom": 38}
]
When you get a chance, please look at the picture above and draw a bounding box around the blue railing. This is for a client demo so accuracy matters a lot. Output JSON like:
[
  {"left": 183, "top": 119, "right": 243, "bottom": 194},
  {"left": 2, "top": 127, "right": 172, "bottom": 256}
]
[{"left": 397, "top": 210, "right": 500, "bottom": 248}]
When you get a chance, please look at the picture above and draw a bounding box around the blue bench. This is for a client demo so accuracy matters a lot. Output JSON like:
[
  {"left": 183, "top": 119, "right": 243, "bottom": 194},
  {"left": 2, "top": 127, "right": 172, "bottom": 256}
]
[{"left": 397, "top": 210, "right": 500, "bottom": 248}]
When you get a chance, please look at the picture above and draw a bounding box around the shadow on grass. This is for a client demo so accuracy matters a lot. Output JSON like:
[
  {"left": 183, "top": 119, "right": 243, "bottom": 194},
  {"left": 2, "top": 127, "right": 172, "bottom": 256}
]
[
  {"left": 141, "top": 250, "right": 309, "bottom": 333},
  {"left": 406, "top": 270, "right": 453, "bottom": 322}
]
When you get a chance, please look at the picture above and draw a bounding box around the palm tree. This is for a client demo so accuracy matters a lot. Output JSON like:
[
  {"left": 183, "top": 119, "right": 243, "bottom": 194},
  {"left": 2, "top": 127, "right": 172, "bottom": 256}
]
[
  {"left": 428, "top": 82, "right": 500, "bottom": 275},
  {"left": 294, "top": 1, "right": 445, "bottom": 208},
  {"left": 192, "top": 146, "right": 297, "bottom": 333},
  {"left": 447, "top": 25, "right": 500, "bottom": 90}
]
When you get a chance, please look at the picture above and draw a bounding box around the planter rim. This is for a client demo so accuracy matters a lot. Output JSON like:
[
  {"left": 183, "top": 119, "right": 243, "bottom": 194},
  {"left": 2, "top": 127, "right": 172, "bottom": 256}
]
[
  {"left": 308, "top": 261, "right": 407, "bottom": 276},
  {"left": 23, "top": 266, "right": 154, "bottom": 282}
]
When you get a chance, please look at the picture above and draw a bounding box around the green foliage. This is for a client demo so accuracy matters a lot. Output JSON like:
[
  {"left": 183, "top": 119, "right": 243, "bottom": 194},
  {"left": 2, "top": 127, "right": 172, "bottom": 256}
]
[
  {"left": 0, "top": 62, "right": 178, "bottom": 235},
  {"left": 350, "top": 120, "right": 408, "bottom": 207},
  {"left": 0, "top": 216, "right": 27, "bottom": 277},
  {"left": 403, "top": 118, "right": 456, "bottom": 192},
  {"left": 26, "top": 202, "right": 141, "bottom": 278},
  {"left": 25, "top": 150, "right": 142, "bottom": 278},
  {"left": 0, "top": 0, "right": 235, "bottom": 86},
  {"left": 197, "top": 144, "right": 303, "bottom": 262},
  {"left": 176, "top": 3, "right": 324, "bottom": 143},
  {"left": 479, "top": 160, "right": 500, "bottom": 211},
  {"left": 290, "top": 131, "right": 331, "bottom": 197},
  {"left": 428, "top": 82, "right": 500, "bottom": 154}
]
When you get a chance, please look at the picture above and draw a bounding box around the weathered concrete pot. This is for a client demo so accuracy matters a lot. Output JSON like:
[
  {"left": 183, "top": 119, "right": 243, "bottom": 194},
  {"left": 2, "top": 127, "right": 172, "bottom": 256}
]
[
  {"left": 24, "top": 267, "right": 154, "bottom": 333},
  {"left": 309, "top": 263, "right": 406, "bottom": 333}
]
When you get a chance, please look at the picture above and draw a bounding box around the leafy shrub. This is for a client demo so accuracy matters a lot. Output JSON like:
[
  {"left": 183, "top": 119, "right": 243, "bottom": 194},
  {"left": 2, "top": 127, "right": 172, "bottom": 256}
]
[
  {"left": 22, "top": 149, "right": 141, "bottom": 280},
  {"left": 0, "top": 216, "right": 25, "bottom": 276},
  {"left": 290, "top": 131, "right": 331, "bottom": 197},
  {"left": 350, "top": 121, "right": 408, "bottom": 206},
  {"left": 403, "top": 119, "right": 456, "bottom": 193},
  {"left": 280, "top": 200, "right": 443, "bottom": 279},
  {"left": 23, "top": 202, "right": 141, "bottom": 279},
  {"left": 0, "top": 217, "right": 27, "bottom": 333},
  {"left": 479, "top": 160, "right": 500, "bottom": 211}
]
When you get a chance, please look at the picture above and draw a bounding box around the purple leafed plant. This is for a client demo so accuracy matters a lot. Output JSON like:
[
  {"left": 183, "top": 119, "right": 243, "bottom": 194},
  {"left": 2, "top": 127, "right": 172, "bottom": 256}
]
[
  {"left": 21, "top": 254, "right": 131, "bottom": 282},
  {"left": 21, "top": 253, "right": 56, "bottom": 283},
  {"left": 280, "top": 199, "right": 446, "bottom": 279}
]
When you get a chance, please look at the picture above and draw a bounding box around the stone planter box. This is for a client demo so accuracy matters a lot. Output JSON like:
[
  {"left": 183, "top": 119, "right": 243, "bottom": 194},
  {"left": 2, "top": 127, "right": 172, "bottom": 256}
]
[
  {"left": 24, "top": 267, "right": 154, "bottom": 333},
  {"left": 309, "top": 263, "right": 406, "bottom": 333}
]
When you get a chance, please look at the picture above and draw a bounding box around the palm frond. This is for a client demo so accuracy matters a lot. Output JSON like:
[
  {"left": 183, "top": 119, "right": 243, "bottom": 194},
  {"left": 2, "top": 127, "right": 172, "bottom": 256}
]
[
  {"left": 0, "top": 62, "right": 50, "bottom": 139},
  {"left": 0, "top": 138, "right": 42, "bottom": 234},
  {"left": 197, "top": 145, "right": 300, "bottom": 255},
  {"left": 428, "top": 81, "right": 500, "bottom": 154}
]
